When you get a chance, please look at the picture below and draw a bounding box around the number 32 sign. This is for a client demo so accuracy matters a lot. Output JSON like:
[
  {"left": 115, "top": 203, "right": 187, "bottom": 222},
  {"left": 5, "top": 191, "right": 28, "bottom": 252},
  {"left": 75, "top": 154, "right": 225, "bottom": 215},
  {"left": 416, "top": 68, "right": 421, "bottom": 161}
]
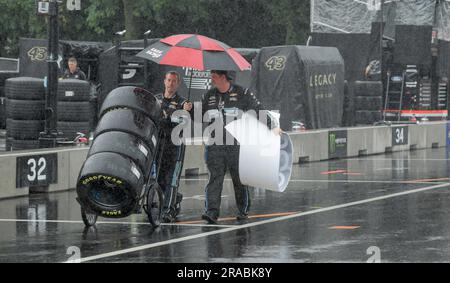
[{"left": 16, "top": 154, "right": 58, "bottom": 188}]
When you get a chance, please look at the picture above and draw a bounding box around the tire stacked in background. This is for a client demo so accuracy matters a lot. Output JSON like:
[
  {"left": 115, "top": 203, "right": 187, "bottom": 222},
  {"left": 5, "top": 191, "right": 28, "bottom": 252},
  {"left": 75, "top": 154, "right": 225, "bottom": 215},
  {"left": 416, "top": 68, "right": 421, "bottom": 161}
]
[
  {"left": 76, "top": 86, "right": 162, "bottom": 218},
  {"left": 57, "top": 79, "right": 93, "bottom": 141},
  {"left": 4, "top": 77, "right": 45, "bottom": 150},
  {"left": 354, "top": 81, "right": 383, "bottom": 125},
  {"left": 1, "top": 82, "right": 6, "bottom": 131},
  {"left": 0, "top": 95, "right": 5, "bottom": 131},
  {"left": 1, "top": 72, "right": 19, "bottom": 131}
]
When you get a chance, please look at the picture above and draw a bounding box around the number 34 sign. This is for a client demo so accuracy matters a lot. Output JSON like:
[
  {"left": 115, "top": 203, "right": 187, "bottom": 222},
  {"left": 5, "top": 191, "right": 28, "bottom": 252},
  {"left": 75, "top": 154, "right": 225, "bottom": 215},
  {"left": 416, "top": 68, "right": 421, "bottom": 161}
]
[
  {"left": 16, "top": 154, "right": 58, "bottom": 188},
  {"left": 392, "top": 126, "right": 409, "bottom": 146}
]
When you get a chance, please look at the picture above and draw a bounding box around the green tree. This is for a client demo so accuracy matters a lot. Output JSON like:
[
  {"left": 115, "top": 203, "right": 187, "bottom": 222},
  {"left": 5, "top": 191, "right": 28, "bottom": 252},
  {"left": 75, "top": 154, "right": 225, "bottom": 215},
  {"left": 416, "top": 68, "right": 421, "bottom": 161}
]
[
  {"left": 267, "top": 0, "right": 311, "bottom": 45},
  {"left": 0, "top": 0, "right": 122, "bottom": 57},
  {"left": 0, "top": 0, "right": 46, "bottom": 57},
  {"left": 0, "top": 0, "right": 312, "bottom": 58}
]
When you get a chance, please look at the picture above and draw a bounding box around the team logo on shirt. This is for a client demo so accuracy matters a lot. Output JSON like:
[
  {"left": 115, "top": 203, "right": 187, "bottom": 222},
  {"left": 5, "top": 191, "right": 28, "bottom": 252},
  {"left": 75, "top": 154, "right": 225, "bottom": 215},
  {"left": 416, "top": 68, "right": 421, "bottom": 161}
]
[{"left": 208, "top": 96, "right": 216, "bottom": 106}]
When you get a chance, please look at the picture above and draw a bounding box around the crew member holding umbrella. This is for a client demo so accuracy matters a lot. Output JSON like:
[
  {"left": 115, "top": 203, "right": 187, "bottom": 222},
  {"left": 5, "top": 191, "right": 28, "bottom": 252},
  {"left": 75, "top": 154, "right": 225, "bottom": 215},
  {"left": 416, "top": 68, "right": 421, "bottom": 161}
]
[
  {"left": 201, "top": 70, "right": 282, "bottom": 224},
  {"left": 157, "top": 71, "right": 193, "bottom": 223},
  {"left": 135, "top": 34, "right": 281, "bottom": 224}
]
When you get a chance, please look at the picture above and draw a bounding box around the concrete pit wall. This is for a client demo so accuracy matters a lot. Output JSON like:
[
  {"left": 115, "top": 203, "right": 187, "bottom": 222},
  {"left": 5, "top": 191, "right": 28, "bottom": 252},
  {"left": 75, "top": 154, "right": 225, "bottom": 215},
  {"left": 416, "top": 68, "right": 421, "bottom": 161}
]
[{"left": 0, "top": 122, "right": 447, "bottom": 199}]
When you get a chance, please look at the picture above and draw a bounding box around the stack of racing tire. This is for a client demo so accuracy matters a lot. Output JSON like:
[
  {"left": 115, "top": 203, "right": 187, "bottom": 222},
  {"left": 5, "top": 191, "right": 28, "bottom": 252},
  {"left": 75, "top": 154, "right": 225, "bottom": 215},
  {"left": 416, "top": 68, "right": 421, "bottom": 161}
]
[
  {"left": 354, "top": 81, "right": 383, "bottom": 125},
  {"left": 57, "top": 79, "right": 93, "bottom": 141},
  {"left": 0, "top": 89, "right": 5, "bottom": 130},
  {"left": 4, "top": 77, "right": 46, "bottom": 150},
  {"left": 1, "top": 71, "right": 19, "bottom": 130},
  {"left": 76, "top": 86, "right": 162, "bottom": 219}
]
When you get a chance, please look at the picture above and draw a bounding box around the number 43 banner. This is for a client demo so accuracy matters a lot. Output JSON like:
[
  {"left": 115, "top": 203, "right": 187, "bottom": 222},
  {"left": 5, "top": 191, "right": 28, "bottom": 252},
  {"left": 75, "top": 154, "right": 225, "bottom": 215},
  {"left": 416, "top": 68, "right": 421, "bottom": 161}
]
[{"left": 16, "top": 154, "right": 58, "bottom": 188}]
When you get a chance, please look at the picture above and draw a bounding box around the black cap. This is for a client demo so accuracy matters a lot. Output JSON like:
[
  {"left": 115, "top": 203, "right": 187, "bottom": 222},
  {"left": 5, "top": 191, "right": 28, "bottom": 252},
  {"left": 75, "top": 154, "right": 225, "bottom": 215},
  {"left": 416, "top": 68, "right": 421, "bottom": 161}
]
[{"left": 211, "top": 70, "right": 232, "bottom": 80}]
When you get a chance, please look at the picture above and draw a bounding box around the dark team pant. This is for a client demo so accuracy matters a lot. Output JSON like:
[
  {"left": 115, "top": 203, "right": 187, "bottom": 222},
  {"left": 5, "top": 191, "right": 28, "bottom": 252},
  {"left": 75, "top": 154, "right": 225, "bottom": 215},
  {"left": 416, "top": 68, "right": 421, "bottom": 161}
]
[
  {"left": 158, "top": 142, "right": 182, "bottom": 214},
  {"left": 204, "top": 145, "right": 250, "bottom": 219}
]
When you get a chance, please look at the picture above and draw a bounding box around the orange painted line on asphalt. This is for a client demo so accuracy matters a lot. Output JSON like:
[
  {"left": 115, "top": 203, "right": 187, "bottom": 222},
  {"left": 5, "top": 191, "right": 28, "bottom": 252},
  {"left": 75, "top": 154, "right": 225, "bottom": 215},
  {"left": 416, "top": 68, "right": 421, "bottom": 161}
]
[
  {"left": 176, "top": 211, "right": 298, "bottom": 225},
  {"left": 175, "top": 220, "right": 208, "bottom": 225},
  {"left": 343, "top": 173, "right": 364, "bottom": 176},
  {"left": 247, "top": 212, "right": 298, "bottom": 219},
  {"left": 329, "top": 226, "right": 360, "bottom": 230},
  {"left": 405, "top": 177, "right": 450, "bottom": 183},
  {"left": 321, "top": 170, "right": 347, "bottom": 175}
]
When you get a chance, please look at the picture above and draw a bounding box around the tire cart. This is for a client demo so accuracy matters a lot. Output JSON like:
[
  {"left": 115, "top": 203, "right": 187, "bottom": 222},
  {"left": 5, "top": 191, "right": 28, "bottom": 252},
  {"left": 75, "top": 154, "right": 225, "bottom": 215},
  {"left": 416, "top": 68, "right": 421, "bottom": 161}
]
[
  {"left": 78, "top": 105, "right": 188, "bottom": 229},
  {"left": 77, "top": 87, "right": 185, "bottom": 230}
]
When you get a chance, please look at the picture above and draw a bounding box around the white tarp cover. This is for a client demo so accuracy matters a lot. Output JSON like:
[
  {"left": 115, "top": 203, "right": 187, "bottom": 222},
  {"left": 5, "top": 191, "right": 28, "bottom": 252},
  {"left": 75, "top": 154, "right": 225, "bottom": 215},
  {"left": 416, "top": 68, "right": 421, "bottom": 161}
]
[
  {"left": 437, "top": 1, "right": 450, "bottom": 42},
  {"left": 225, "top": 112, "right": 293, "bottom": 193},
  {"left": 311, "top": 0, "right": 436, "bottom": 35}
]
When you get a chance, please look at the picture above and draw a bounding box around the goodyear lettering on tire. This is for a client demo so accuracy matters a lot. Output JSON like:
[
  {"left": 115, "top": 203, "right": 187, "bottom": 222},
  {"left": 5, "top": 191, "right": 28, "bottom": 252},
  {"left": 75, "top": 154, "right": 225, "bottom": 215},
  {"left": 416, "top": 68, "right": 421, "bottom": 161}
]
[{"left": 80, "top": 175, "right": 124, "bottom": 186}]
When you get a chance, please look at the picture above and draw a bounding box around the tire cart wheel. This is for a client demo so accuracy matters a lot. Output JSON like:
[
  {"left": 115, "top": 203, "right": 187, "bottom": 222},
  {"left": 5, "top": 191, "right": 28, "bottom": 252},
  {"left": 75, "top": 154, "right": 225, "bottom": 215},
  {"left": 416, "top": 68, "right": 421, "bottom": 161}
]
[
  {"left": 81, "top": 207, "right": 98, "bottom": 227},
  {"left": 145, "top": 183, "right": 163, "bottom": 228}
]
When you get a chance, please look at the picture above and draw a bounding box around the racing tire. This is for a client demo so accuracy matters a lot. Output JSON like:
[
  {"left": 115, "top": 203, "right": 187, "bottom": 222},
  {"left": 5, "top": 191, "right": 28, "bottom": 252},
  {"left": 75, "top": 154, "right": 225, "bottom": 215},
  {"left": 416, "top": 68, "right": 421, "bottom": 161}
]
[
  {"left": 94, "top": 109, "right": 158, "bottom": 150},
  {"left": 100, "top": 86, "right": 161, "bottom": 124},
  {"left": 353, "top": 81, "right": 383, "bottom": 97},
  {"left": 4, "top": 77, "right": 45, "bottom": 100},
  {"left": 77, "top": 152, "right": 145, "bottom": 218},
  {"left": 0, "top": 97, "right": 5, "bottom": 129},
  {"left": 6, "top": 119, "right": 44, "bottom": 140},
  {"left": 5, "top": 99, "right": 45, "bottom": 120},
  {"left": 57, "top": 101, "right": 92, "bottom": 122},
  {"left": 6, "top": 138, "right": 40, "bottom": 151},
  {"left": 355, "top": 111, "right": 383, "bottom": 125},
  {"left": 88, "top": 131, "right": 154, "bottom": 174},
  {"left": 57, "top": 79, "right": 91, "bottom": 102},
  {"left": 354, "top": 96, "right": 383, "bottom": 111}
]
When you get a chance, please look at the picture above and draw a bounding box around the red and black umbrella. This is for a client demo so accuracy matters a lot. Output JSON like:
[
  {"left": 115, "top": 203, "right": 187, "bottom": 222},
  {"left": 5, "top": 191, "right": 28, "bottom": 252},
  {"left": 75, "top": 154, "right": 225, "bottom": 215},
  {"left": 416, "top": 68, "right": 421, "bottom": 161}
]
[{"left": 136, "top": 34, "right": 251, "bottom": 71}]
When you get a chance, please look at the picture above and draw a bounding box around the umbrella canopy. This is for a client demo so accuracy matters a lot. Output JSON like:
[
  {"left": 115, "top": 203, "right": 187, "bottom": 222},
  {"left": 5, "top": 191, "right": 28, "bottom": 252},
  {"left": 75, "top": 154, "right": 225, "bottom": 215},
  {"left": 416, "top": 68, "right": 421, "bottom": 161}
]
[{"left": 136, "top": 34, "right": 251, "bottom": 71}]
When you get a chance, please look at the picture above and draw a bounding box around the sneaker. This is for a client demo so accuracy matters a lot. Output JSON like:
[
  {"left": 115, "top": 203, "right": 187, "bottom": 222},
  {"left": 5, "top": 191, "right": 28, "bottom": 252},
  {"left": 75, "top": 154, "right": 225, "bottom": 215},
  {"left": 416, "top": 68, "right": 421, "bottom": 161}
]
[
  {"left": 201, "top": 213, "right": 218, "bottom": 224},
  {"left": 236, "top": 213, "right": 249, "bottom": 221},
  {"left": 161, "top": 210, "right": 176, "bottom": 223},
  {"left": 176, "top": 193, "right": 183, "bottom": 203}
]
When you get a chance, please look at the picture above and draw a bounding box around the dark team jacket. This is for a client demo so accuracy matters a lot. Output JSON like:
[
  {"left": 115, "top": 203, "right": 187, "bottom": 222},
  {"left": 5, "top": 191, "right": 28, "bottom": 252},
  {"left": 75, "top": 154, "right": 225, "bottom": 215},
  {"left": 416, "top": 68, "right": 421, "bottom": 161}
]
[
  {"left": 156, "top": 92, "right": 187, "bottom": 133},
  {"left": 201, "top": 84, "right": 275, "bottom": 145},
  {"left": 62, "top": 68, "right": 87, "bottom": 80}
]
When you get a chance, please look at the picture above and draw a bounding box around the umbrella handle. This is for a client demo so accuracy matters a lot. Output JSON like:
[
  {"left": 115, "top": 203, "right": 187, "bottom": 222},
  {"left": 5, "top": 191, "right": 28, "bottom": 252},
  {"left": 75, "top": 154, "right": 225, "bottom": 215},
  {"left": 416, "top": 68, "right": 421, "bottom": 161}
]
[{"left": 187, "top": 69, "right": 194, "bottom": 101}]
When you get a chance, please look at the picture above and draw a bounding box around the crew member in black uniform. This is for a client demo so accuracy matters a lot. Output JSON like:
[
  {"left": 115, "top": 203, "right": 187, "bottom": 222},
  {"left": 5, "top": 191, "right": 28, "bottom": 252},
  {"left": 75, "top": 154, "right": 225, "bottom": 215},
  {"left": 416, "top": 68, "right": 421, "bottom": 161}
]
[
  {"left": 201, "top": 70, "right": 282, "bottom": 224},
  {"left": 156, "top": 71, "right": 193, "bottom": 223},
  {"left": 62, "top": 57, "right": 87, "bottom": 80}
]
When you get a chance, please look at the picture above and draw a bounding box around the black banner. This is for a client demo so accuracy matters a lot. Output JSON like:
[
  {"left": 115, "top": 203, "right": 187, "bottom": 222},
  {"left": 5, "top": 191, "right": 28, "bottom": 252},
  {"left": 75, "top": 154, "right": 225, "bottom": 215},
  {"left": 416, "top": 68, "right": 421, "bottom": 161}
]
[
  {"left": 311, "top": 33, "right": 372, "bottom": 83},
  {"left": 251, "top": 45, "right": 345, "bottom": 130},
  {"left": 438, "top": 40, "right": 450, "bottom": 78},
  {"left": 393, "top": 25, "right": 432, "bottom": 67},
  {"left": 19, "top": 38, "right": 49, "bottom": 78},
  {"left": 16, "top": 154, "right": 58, "bottom": 188},
  {"left": 329, "top": 130, "right": 348, "bottom": 159}
]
